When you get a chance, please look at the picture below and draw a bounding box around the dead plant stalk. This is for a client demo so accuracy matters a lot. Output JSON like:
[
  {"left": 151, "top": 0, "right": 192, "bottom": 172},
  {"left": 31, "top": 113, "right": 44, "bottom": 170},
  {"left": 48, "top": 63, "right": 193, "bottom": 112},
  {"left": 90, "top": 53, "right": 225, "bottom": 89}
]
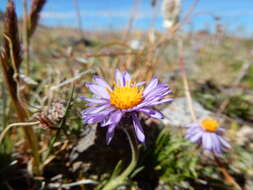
[{"left": 0, "top": 0, "right": 41, "bottom": 175}]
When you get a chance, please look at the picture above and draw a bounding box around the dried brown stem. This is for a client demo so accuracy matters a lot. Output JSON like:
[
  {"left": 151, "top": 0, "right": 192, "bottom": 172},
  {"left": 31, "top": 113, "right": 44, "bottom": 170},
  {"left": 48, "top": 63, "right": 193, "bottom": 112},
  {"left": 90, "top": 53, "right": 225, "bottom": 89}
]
[
  {"left": 214, "top": 155, "right": 241, "bottom": 190},
  {"left": 217, "top": 61, "right": 252, "bottom": 114},
  {"left": 123, "top": 0, "right": 141, "bottom": 41},
  {"left": 28, "top": 0, "right": 46, "bottom": 38},
  {"left": 23, "top": 0, "right": 29, "bottom": 75},
  {"left": 3, "top": 0, "right": 22, "bottom": 71},
  {"left": 23, "top": 0, "right": 46, "bottom": 75},
  {"left": 84, "top": 51, "right": 143, "bottom": 58},
  {"left": 0, "top": 0, "right": 41, "bottom": 175},
  {"left": 73, "top": 0, "right": 84, "bottom": 39},
  {"left": 177, "top": 40, "right": 197, "bottom": 122}
]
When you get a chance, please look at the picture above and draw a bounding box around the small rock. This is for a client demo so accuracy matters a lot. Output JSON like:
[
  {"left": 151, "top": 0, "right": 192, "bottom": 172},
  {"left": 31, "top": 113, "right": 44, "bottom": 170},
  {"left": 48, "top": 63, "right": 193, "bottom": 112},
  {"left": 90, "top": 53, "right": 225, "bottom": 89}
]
[
  {"left": 236, "top": 126, "right": 253, "bottom": 146},
  {"left": 75, "top": 126, "right": 97, "bottom": 153},
  {"left": 69, "top": 125, "right": 97, "bottom": 161},
  {"left": 71, "top": 161, "right": 83, "bottom": 173},
  {"left": 161, "top": 97, "right": 211, "bottom": 127}
]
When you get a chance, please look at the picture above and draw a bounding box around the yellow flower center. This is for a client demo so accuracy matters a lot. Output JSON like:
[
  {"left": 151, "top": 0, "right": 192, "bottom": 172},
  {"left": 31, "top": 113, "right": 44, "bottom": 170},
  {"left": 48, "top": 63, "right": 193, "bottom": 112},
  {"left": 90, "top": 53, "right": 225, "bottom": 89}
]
[
  {"left": 108, "top": 81, "right": 143, "bottom": 109},
  {"left": 201, "top": 118, "right": 219, "bottom": 132}
]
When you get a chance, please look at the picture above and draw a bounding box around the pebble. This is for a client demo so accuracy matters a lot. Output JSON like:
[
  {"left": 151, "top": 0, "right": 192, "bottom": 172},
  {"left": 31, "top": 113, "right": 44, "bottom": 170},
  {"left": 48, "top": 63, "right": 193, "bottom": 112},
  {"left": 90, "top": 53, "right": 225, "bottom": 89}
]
[{"left": 161, "top": 97, "right": 211, "bottom": 127}]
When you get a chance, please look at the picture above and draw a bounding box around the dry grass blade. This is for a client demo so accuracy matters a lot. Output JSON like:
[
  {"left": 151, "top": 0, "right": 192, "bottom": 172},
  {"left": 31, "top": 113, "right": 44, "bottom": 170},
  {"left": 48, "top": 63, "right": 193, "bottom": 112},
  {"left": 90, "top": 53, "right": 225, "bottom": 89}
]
[
  {"left": 1, "top": 0, "right": 21, "bottom": 105},
  {"left": 28, "top": 0, "right": 46, "bottom": 38},
  {"left": 217, "top": 61, "right": 253, "bottom": 114},
  {"left": 0, "top": 0, "right": 41, "bottom": 175},
  {"left": 3, "top": 0, "right": 22, "bottom": 71},
  {"left": 0, "top": 121, "right": 40, "bottom": 145}
]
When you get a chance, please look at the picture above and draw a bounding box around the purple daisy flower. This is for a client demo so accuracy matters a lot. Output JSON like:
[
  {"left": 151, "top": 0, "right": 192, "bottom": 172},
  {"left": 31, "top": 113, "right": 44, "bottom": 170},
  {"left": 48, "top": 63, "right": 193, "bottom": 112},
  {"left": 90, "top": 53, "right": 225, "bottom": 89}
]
[
  {"left": 81, "top": 69, "right": 173, "bottom": 144},
  {"left": 185, "top": 118, "right": 231, "bottom": 155}
]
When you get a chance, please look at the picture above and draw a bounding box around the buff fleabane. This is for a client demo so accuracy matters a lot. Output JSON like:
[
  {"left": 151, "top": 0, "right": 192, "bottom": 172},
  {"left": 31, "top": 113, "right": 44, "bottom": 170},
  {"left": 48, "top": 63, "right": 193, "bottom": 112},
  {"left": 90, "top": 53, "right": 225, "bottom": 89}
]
[
  {"left": 185, "top": 117, "right": 231, "bottom": 155},
  {"left": 81, "top": 69, "right": 173, "bottom": 144}
]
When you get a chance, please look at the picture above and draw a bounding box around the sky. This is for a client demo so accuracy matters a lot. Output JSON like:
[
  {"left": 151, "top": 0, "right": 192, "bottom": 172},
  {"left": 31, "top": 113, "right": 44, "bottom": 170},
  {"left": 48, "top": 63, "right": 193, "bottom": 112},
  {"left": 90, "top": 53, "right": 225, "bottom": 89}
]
[{"left": 1, "top": 0, "right": 253, "bottom": 36}]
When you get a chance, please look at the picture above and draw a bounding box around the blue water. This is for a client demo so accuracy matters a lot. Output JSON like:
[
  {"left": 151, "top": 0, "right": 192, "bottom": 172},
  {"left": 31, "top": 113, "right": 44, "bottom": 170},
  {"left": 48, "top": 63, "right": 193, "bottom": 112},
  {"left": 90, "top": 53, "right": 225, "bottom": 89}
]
[{"left": 0, "top": 0, "right": 253, "bottom": 36}]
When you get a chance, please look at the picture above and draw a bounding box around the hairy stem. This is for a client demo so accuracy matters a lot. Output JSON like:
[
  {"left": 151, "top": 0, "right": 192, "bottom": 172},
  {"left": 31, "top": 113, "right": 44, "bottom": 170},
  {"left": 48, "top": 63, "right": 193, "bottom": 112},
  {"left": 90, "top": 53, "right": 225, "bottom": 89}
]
[{"left": 102, "top": 129, "right": 139, "bottom": 190}]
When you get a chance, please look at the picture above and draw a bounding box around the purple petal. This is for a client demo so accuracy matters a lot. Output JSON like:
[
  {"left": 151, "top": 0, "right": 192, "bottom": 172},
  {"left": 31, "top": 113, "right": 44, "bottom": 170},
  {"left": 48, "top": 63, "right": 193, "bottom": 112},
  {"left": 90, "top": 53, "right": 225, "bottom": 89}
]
[
  {"left": 188, "top": 131, "right": 203, "bottom": 143},
  {"left": 133, "top": 98, "right": 172, "bottom": 109},
  {"left": 186, "top": 127, "right": 203, "bottom": 138},
  {"left": 202, "top": 133, "right": 213, "bottom": 151},
  {"left": 81, "top": 104, "right": 110, "bottom": 115},
  {"left": 93, "top": 76, "right": 112, "bottom": 90},
  {"left": 143, "top": 77, "right": 158, "bottom": 96},
  {"left": 86, "top": 83, "right": 110, "bottom": 99},
  {"left": 138, "top": 108, "right": 164, "bottom": 119},
  {"left": 210, "top": 134, "right": 222, "bottom": 154},
  {"left": 132, "top": 113, "right": 145, "bottom": 143},
  {"left": 115, "top": 69, "right": 124, "bottom": 86},
  {"left": 101, "top": 110, "right": 123, "bottom": 127},
  {"left": 123, "top": 90, "right": 172, "bottom": 113},
  {"left": 80, "top": 96, "right": 109, "bottom": 104},
  {"left": 146, "top": 98, "right": 174, "bottom": 106},
  {"left": 147, "top": 89, "right": 172, "bottom": 101},
  {"left": 216, "top": 128, "right": 225, "bottom": 135},
  {"left": 144, "top": 84, "right": 170, "bottom": 100},
  {"left": 185, "top": 123, "right": 200, "bottom": 128},
  {"left": 83, "top": 107, "right": 115, "bottom": 124},
  {"left": 84, "top": 114, "right": 106, "bottom": 124},
  {"left": 136, "top": 81, "right": 145, "bottom": 86},
  {"left": 106, "top": 124, "right": 117, "bottom": 145},
  {"left": 218, "top": 136, "right": 231, "bottom": 149},
  {"left": 186, "top": 126, "right": 202, "bottom": 138},
  {"left": 123, "top": 72, "right": 131, "bottom": 85}
]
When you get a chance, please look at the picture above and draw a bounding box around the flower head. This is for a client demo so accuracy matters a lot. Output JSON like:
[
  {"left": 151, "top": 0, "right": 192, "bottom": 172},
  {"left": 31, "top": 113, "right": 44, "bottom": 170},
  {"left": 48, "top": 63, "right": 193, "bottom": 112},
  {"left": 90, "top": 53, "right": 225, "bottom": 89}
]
[
  {"left": 185, "top": 117, "right": 231, "bottom": 155},
  {"left": 81, "top": 69, "right": 173, "bottom": 144}
]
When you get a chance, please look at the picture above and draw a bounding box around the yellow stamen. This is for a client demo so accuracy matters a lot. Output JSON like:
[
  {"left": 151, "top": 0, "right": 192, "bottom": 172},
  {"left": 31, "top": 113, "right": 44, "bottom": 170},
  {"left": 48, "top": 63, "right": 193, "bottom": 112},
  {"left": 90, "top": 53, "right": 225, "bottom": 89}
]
[
  {"left": 201, "top": 118, "right": 219, "bottom": 132},
  {"left": 108, "top": 80, "right": 143, "bottom": 109}
]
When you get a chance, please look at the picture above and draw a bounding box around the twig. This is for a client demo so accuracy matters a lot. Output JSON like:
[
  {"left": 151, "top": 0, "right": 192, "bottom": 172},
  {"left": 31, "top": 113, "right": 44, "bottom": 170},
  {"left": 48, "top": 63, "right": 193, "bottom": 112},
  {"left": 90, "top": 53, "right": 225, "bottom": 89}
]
[
  {"left": 214, "top": 155, "right": 241, "bottom": 190},
  {"left": 48, "top": 179, "right": 98, "bottom": 189},
  {"left": 28, "top": 0, "right": 47, "bottom": 38},
  {"left": 73, "top": 0, "right": 84, "bottom": 39},
  {"left": 1, "top": 83, "right": 7, "bottom": 127},
  {"left": 217, "top": 61, "right": 252, "bottom": 114},
  {"left": 3, "top": 0, "right": 22, "bottom": 70},
  {"left": 0, "top": 121, "right": 40, "bottom": 145},
  {"left": 84, "top": 51, "right": 142, "bottom": 58},
  {"left": 177, "top": 40, "right": 197, "bottom": 122},
  {"left": 50, "top": 69, "right": 93, "bottom": 90},
  {"left": 123, "top": 0, "right": 141, "bottom": 41},
  {"left": 24, "top": 0, "right": 47, "bottom": 74},
  {"left": 23, "top": 0, "right": 30, "bottom": 75}
]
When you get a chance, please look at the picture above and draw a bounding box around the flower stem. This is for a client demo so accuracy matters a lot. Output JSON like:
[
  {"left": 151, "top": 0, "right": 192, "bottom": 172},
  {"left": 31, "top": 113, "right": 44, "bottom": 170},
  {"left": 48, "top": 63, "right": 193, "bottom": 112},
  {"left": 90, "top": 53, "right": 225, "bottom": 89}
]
[
  {"left": 213, "top": 155, "right": 241, "bottom": 190},
  {"left": 101, "top": 129, "right": 139, "bottom": 190}
]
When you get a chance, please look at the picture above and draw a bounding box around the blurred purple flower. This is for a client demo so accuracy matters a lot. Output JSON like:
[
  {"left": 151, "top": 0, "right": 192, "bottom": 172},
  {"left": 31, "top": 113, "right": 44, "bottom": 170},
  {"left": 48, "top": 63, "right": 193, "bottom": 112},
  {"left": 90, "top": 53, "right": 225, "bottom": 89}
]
[
  {"left": 81, "top": 69, "right": 173, "bottom": 144},
  {"left": 185, "top": 118, "right": 231, "bottom": 155}
]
